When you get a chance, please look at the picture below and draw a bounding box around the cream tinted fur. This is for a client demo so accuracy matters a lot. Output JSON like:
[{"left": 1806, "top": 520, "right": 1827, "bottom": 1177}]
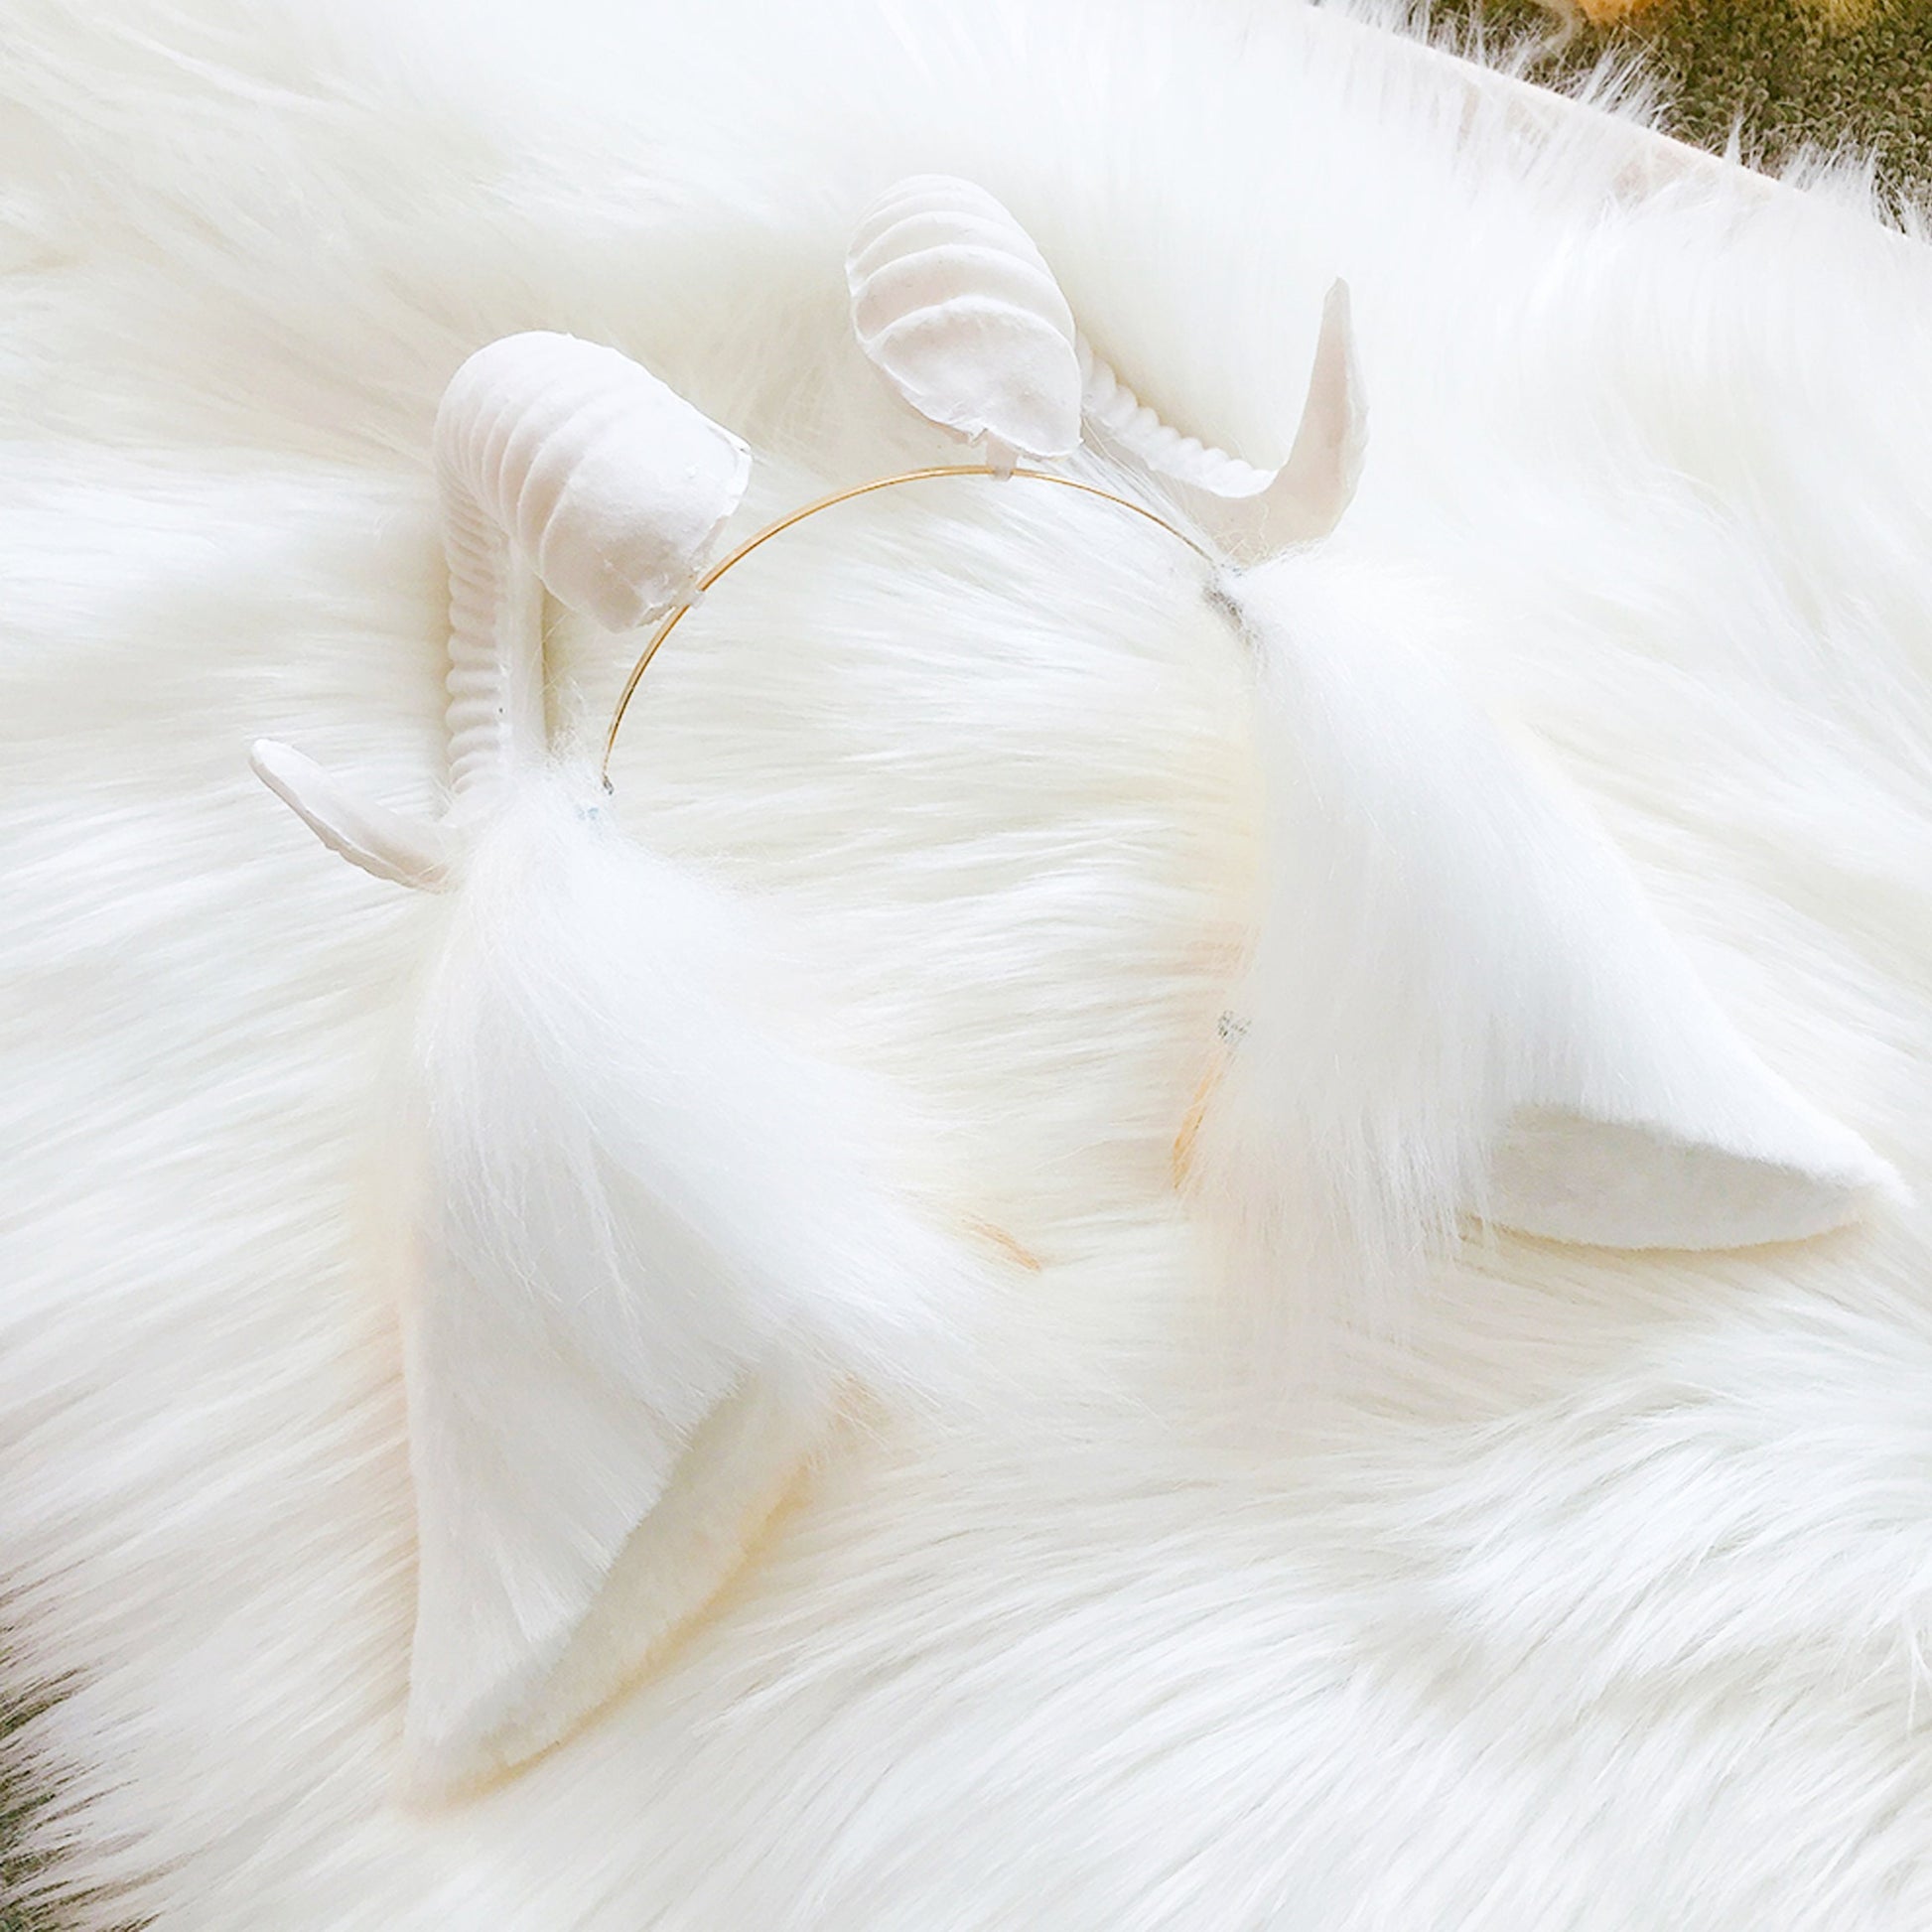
[{"left": 3, "top": 4, "right": 1932, "bottom": 1930}]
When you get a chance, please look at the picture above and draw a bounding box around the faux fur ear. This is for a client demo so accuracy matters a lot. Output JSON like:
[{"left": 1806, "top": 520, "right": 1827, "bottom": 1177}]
[
  {"left": 1190, "top": 555, "right": 1898, "bottom": 1271},
  {"left": 401, "top": 771, "right": 995, "bottom": 1795}
]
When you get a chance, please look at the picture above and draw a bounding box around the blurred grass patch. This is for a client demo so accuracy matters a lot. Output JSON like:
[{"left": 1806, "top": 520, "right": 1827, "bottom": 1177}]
[
  {"left": 1, "top": 1682, "right": 67, "bottom": 1932},
  {"left": 1429, "top": 0, "right": 1932, "bottom": 198}
]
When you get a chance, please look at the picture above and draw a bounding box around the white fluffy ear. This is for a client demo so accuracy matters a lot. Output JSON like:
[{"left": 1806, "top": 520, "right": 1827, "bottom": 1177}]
[
  {"left": 1186, "top": 555, "right": 1897, "bottom": 1282},
  {"left": 401, "top": 770, "right": 995, "bottom": 1795}
]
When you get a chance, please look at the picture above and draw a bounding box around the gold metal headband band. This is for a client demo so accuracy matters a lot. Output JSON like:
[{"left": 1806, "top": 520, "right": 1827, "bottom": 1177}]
[{"left": 599, "top": 464, "right": 1213, "bottom": 787}]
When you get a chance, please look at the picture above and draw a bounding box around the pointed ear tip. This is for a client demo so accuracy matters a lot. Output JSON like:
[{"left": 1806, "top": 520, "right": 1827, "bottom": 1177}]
[
  {"left": 1801, "top": 1117, "right": 1906, "bottom": 1215},
  {"left": 1850, "top": 1152, "right": 1910, "bottom": 1214},
  {"left": 396, "top": 1702, "right": 519, "bottom": 1807},
  {"left": 1768, "top": 1156, "right": 1906, "bottom": 1246},
  {"left": 1739, "top": 1150, "right": 1906, "bottom": 1246},
  {"left": 392, "top": 1744, "right": 487, "bottom": 1812}
]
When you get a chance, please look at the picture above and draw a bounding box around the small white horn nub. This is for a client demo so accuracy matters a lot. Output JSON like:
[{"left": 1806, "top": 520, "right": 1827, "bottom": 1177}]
[
  {"left": 1079, "top": 279, "right": 1367, "bottom": 561},
  {"left": 251, "top": 332, "right": 751, "bottom": 882},
  {"left": 249, "top": 737, "right": 454, "bottom": 891}
]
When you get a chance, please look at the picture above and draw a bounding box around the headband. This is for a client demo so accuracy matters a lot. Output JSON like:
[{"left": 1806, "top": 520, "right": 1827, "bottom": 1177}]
[{"left": 245, "top": 173, "right": 1895, "bottom": 1796}]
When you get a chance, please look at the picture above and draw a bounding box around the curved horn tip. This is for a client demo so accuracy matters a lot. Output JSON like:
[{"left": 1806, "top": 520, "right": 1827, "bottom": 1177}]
[
  {"left": 1309, "top": 276, "right": 1368, "bottom": 472},
  {"left": 1241, "top": 275, "right": 1367, "bottom": 556},
  {"left": 250, "top": 738, "right": 453, "bottom": 892}
]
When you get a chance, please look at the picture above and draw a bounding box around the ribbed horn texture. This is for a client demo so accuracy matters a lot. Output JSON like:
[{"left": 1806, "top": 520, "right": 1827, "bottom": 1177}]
[
  {"left": 1078, "top": 279, "right": 1367, "bottom": 558},
  {"left": 250, "top": 331, "right": 750, "bottom": 881},
  {"left": 434, "top": 331, "right": 752, "bottom": 813},
  {"left": 1075, "top": 339, "right": 1283, "bottom": 497},
  {"left": 847, "top": 175, "right": 1084, "bottom": 466},
  {"left": 845, "top": 175, "right": 1363, "bottom": 558}
]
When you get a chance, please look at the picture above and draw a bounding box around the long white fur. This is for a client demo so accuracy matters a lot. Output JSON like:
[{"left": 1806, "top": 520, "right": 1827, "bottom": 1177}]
[{"left": 4, "top": 0, "right": 1932, "bottom": 1926}]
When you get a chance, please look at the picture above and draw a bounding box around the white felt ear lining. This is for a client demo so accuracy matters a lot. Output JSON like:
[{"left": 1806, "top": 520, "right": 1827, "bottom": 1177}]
[
  {"left": 1189, "top": 554, "right": 1897, "bottom": 1275},
  {"left": 1487, "top": 1112, "right": 1886, "bottom": 1250}
]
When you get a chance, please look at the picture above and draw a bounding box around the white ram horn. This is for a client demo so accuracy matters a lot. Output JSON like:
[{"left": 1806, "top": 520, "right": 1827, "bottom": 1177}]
[
  {"left": 1080, "top": 279, "right": 1367, "bottom": 562},
  {"left": 251, "top": 332, "right": 751, "bottom": 880},
  {"left": 847, "top": 174, "right": 1083, "bottom": 469}
]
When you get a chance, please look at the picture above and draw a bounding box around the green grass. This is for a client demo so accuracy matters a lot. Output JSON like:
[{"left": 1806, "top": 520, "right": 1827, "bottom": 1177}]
[
  {"left": 1428, "top": 0, "right": 1932, "bottom": 200},
  {"left": 0, "top": 1683, "right": 73, "bottom": 1932},
  {"left": 0, "top": 1683, "right": 141, "bottom": 1932}
]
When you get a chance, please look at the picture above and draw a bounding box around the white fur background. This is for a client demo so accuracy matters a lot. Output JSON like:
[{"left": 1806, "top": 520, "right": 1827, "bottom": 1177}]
[{"left": 5, "top": 0, "right": 1932, "bottom": 1925}]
